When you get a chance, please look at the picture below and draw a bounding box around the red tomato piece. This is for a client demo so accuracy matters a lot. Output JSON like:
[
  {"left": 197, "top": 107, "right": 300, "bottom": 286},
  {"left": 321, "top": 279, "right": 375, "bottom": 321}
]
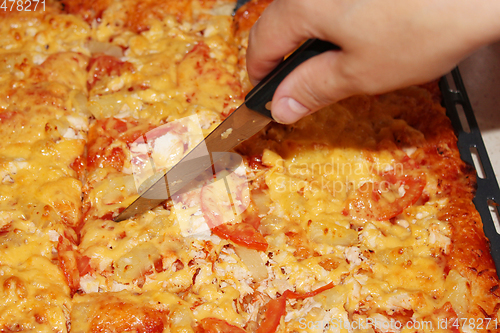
[
  {"left": 201, "top": 178, "right": 268, "bottom": 251},
  {"left": 257, "top": 283, "right": 334, "bottom": 333},
  {"left": 56, "top": 236, "right": 80, "bottom": 293},
  {"left": 87, "top": 54, "right": 134, "bottom": 89},
  {"left": 248, "top": 155, "right": 264, "bottom": 170},
  {"left": 70, "top": 156, "right": 86, "bottom": 179},
  {"left": 77, "top": 255, "right": 92, "bottom": 276},
  {"left": 199, "top": 318, "right": 247, "bottom": 333},
  {"left": 346, "top": 172, "right": 425, "bottom": 221},
  {"left": 212, "top": 223, "right": 268, "bottom": 252},
  {"left": 256, "top": 295, "right": 287, "bottom": 333},
  {"left": 112, "top": 118, "right": 129, "bottom": 133}
]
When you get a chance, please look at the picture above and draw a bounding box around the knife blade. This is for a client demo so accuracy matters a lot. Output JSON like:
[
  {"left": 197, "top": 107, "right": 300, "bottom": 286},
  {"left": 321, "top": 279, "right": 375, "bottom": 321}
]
[{"left": 114, "top": 39, "right": 339, "bottom": 222}]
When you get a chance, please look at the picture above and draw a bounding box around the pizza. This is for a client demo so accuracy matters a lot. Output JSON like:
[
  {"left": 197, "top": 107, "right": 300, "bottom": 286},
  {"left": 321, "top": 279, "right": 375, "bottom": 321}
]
[{"left": 0, "top": 0, "right": 499, "bottom": 332}]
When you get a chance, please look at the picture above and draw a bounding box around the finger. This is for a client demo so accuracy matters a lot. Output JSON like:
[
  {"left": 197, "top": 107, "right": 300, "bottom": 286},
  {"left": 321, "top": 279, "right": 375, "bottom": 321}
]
[
  {"left": 270, "top": 51, "right": 356, "bottom": 124},
  {"left": 246, "top": 0, "right": 337, "bottom": 86}
]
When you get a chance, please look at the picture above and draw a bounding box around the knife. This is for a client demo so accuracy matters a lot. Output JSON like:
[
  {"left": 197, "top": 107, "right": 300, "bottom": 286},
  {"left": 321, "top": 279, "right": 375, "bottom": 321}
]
[{"left": 114, "top": 39, "right": 339, "bottom": 222}]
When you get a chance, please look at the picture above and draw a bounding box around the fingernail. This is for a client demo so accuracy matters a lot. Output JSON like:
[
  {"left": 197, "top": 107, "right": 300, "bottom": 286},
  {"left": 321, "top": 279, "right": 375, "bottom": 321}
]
[{"left": 273, "top": 97, "right": 310, "bottom": 124}]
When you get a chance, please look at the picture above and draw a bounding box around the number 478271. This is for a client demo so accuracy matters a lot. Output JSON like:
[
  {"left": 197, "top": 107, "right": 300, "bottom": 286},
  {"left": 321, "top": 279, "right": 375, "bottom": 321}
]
[{"left": 1, "top": 0, "right": 45, "bottom": 11}]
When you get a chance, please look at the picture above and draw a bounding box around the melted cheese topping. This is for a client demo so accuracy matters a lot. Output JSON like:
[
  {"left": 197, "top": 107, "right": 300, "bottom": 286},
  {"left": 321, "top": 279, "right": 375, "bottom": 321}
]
[
  {"left": 0, "top": 257, "right": 72, "bottom": 332},
  {"left": 0, "top": 4, "right": 90, "bottom": 331},
  {"left": 85, "top": 0, "right": 242, "bottom": 129}
]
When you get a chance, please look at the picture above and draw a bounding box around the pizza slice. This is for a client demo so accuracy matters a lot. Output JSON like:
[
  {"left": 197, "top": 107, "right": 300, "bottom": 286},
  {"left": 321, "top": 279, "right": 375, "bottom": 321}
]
[{"left": 0, "top": 4, "right": 91, "bottom": 331}]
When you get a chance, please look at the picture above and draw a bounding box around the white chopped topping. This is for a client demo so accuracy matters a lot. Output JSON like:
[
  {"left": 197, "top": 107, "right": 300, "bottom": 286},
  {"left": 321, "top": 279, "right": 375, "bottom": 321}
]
[
  {"left": 66, "top": 115, "right": 89, "bottom": 131},
  {"left": 80, "top": 275, "right": 99, "bottom": 293},
  {"left": 415, "top": 210, "right": 431, "bottom": 220},
  {"left": 398, "top": 184, "right": 406, "bottom": 197},
  {"left": 203, "top": 24, "right": 218, "bottom": 38},
  {"left": 386, "top": 293, "right": 412, "bottom": 312},
  {"left": 151, "top": 132, "right": 185, "bottom": 168},
  {"left": 10, "top": 160, "right": 27, "bottom": 172},
  {"left": 197, "top": 110, "right": 220, "bottom": 129},
  {"left": 345, "top": 247, "right": 362, "bottom": 268},
  {"left": 0, "top": 212, "right": 12, "bottom": 229},
  {"left": 108, "top": 77, "right": 125, "bottom": 91},
  {"left": 461, "top": 324, "right": 477, "bottom": 333},
  {"left": 62, "top": 127, "right": 81, "bottom": 139},
  {"left": 110, "top": 281, "right": 131, "bottom": 292},
  {"left": 130, "top": 142, "right": 148, "bottom": 154},
  {"left": 403, "top": 146, "right": 417, "bottom": 156},
  {"left": 2, "top": 174, "right": 14, "bottom": 184},
  {"left": 270, "top": 279, "right": 294, "bottom": 296},
  {"left": 284, "top": 297, "right": 323, "bottom": 322},
  {"left": 25, "top": 27, "right": 37, "bottom": 37},
  {"left": 14, "top": 71, "right": 25, "bottom": 80},
  {"left": 234, "top": 165, "right": 246, "bottom": 177},
  {"left": 359, "top": 224, "right": 380, "bottom": 248},
  {"left": 428, "top": 223, "right": 451, "bottom": 253},
  {"left": 32, "top": 53, "right": 47, "bottom": 65},
  {"left": 396, "top": 219, "right": 410, "bottom": 229},
  {"left": 218, "top": 252, "right": 238, "bottom": 264},
  {"left": 115, "top": 109, "right": 133, "bottom": 118},
  {"left": 98, "top": 257, "right": 113, "bottom": 272},
  {"left": 121, "top": 166, "right": 133, "bottom": 174},
  {"left": 48, "top": 230, "right": 60, "bottom": 242},
  {"left": 354, "top": 273, "right": 368, "bottom": 285}
]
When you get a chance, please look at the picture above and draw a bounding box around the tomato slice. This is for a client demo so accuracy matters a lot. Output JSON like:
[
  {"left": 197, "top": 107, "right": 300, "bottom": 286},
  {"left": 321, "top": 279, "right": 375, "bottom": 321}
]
[
  {"left": 256, "top": 295, "right": 287, "bottom": 333},
  {"left": 56, "top": 236, "right": 80, "bottom": 293},
  {"left": 201, "top": 173, "right": 268, "bottom": 251},
  {"left": 212, "top": 223, "right": 268, "bottom": 252},
  {"left": 257, "top": 283, "right": 334, "bottom": 333},
  {"left": 199, "top": 318, "right": 247, "bottom": 333},
  {"left": 77, "top": 255, "right": 92, "bottom": 277},
  {"left": 87, "top": 54, "right": 135, "bottom": 89},
  {"left": 346, "top": 169, "right": 425, "bottom": 221}
]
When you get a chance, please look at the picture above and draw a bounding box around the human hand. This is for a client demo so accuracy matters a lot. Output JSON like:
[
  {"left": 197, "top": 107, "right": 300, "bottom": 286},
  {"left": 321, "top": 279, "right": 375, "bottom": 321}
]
[{"left": 246, "top": 0, "right": 500, "bottom": 123}]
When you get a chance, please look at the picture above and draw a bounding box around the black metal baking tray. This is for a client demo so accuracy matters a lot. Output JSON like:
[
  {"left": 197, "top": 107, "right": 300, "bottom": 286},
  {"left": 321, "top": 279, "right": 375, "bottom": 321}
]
[{"left": 440, "top": 68, "right": 500, "bottom": 273}]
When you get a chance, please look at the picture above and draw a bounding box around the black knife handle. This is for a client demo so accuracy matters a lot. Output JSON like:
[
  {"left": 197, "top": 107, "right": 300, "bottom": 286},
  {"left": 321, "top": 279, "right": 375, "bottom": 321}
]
[{"left": 245, "top": 39, "right": 340, "bottom": 119}]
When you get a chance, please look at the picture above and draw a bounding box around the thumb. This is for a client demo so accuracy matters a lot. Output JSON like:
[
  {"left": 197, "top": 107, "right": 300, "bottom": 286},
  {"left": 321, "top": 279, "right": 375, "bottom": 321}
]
[{"left": 271, "top": 50, "right": 354, "bottom": 124}]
